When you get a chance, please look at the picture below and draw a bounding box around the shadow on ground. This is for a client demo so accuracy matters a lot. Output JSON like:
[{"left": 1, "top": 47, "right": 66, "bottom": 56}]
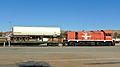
[
  {"left": 0, "top": 61, "right": 51, "bottom": 67},
  {"left": 85, "top": 61, "right": 120, "bottom": 65},
  {"left": 18, "top": 61, "right": 51, "bottom": 67}
]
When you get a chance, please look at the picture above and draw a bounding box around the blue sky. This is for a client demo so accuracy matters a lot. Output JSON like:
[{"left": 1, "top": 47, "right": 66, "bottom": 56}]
[{"left": 0, "top": 0, "right": 120, "bottom": 31}]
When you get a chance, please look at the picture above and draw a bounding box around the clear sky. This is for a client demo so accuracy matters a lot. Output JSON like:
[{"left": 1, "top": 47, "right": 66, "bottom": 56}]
[{"left": 0, "top": 0, "right": 120, "bottom": 31}]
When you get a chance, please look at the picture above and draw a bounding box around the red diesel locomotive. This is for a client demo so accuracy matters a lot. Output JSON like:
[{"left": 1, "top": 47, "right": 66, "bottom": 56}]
[{"left": 63, "top": 30, "right": 115, "bottom": 46}]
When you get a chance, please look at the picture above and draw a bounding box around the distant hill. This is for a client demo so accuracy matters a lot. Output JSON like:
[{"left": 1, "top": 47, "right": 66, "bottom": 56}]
[{"left": 112, "top": 30, "right": 120, "bottom": 34}]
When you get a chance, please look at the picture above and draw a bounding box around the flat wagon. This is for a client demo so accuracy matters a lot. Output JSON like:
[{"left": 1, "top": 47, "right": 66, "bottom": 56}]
[{"left": 10, "top": 26, "right": 63, "bottom": 46}]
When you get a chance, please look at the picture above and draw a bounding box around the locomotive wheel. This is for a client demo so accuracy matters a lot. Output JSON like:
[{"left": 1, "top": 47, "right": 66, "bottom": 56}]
[
  {"left": 105, "top": 42, "right": 112, "bottom": 46},
  {"left": 63, "top": 43, "right": 68, "bottom": 46},
  {"left": 68, "top": 42, "right": 75, "bottom": 46}
]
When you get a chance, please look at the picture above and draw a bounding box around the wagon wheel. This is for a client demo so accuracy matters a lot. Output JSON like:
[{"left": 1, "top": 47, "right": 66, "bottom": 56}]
[
  {"left": 13, "top": 37, "right": 17, "bottom": 42},
  {"left": 19, "top": 37, "right": 23, "bottom": 41},
  {"left": 24, "top": 37, "right": 29, "bottom": 41}
]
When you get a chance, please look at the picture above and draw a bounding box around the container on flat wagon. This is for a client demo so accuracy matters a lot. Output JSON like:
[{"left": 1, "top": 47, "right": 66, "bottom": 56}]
[{"left": 12, "top": 26, "right": 61, "bottom": 36}]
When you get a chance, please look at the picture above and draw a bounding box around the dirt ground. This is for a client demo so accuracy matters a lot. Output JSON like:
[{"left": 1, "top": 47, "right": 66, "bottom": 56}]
[{"left": 0, "top": 47, "right": 120, "bottom": 67}]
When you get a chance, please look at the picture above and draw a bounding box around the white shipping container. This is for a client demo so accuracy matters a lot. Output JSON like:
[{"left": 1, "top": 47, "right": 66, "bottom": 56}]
[{"left": 12, "top": 26, "right": 61, "bottom": 36}]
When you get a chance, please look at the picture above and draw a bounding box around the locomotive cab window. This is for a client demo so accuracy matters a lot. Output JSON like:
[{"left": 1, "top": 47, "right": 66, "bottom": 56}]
[{"left": 105, "top": 34, "right": 111, "bottom": 36}]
